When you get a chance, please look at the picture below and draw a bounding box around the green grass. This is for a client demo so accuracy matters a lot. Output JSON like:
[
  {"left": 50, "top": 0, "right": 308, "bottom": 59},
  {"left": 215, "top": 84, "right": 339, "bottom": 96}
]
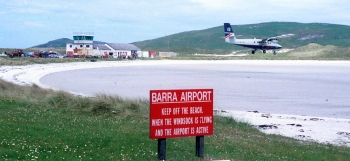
[
  {"left": 1, "top": 78, "right": 350, "bottom": 160},
  {"left": 0, "top": 56, "right": 138, "bottom": 66}
]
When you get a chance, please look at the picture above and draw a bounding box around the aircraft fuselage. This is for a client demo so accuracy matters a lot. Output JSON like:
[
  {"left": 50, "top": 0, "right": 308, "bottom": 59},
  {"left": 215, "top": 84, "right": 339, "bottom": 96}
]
[{"left": 229, "top": 38, "right": 282, "bottom": 50}]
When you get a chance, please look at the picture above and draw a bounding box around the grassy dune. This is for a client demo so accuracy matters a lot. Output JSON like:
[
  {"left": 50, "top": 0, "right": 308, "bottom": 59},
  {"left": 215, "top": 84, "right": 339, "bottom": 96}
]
[
  {"left": 0, "top": 56, "right": 85, "bottom": 66},
  {"left": 288, "top": 43, "right": 350, "bottom": 59},
  {"left": 0, "top": 56, "right": 132, "bottom": 66},
  {"left": 1, "top": 77, "right": 350, "bottom": 160}
]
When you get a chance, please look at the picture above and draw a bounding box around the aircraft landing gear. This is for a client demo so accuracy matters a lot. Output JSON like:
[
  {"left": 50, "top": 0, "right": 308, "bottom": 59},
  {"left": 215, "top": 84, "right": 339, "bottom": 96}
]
[
  {"left": 273, "top": 50, "right": 276, "bottom": 55},
  {"left": 263, "top": 50, "right": 266, "bottom": 54},
  {"left": 251, "top": 50, "right": 256, "bottom": 54}
]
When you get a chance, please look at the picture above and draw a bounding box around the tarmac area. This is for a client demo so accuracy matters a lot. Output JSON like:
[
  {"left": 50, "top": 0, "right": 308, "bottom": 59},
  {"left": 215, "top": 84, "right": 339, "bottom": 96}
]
[{"left": 39, "top": 60, "right": 350, "bottom": 119}]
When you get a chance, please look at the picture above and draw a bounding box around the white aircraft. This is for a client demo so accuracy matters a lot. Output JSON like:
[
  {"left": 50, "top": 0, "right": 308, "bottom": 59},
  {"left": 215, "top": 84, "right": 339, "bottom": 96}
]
[{"left": 224, "top": 23, "right": 294, "bottom": 55}]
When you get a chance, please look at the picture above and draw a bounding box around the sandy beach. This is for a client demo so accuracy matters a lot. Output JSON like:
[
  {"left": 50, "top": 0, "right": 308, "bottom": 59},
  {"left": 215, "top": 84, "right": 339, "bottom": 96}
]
[{"left": 1, "top": 60, "right": 349, "bottom": 147}]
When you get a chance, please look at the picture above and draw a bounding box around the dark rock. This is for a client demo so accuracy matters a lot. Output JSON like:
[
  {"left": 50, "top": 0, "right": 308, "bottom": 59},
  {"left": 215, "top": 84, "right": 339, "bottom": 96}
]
[
  {"left": 213, "top": 109, "right": 227, "bottom": 113},
  {"left": 337, "top": 132, "right": 350, "bottom": 136},
  {"left": 261, "top": 114, "right": 272, "bottom": 118},
  {"left": 287, "top": 124, "right": 302, "bottom": 127},
  {"left": 310, "top": 118, "right": 319, "bottom": 121},
  {"left": 258, "top": 124, "right": 278, "bottom": 130},
  {"left": 296, "top": 135, "right": 311, "bottom": 139}
]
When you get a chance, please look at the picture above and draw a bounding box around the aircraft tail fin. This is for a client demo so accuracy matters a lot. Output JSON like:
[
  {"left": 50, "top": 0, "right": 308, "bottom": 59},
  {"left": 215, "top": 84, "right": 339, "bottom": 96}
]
[{"left": 224, "top": 23, "right": 236, "bottom": 43}]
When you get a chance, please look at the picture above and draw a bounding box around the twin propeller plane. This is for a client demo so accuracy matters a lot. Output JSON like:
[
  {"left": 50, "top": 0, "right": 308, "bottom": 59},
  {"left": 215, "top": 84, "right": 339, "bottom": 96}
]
[{"left": 224, "top": 23, "right": 294, "bottom": 55}]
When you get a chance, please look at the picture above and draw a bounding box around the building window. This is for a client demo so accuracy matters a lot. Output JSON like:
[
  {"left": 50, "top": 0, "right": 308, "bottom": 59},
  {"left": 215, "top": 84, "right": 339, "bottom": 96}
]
[
  {"left": 73, "top": 36, "right": 94, "bottom": 41},
  {"left": 80, "top": 45, "right": 83, "bottom": 48},
  {"left": 70, "top": 45, "right": 72, "bottom": 48},
  {"left": 86, "top": 45, "right": 90, "bottom": 48}
]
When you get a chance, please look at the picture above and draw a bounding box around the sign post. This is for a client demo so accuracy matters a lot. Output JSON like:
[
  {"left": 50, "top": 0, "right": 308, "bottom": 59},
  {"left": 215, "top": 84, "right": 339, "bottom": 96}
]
[
  {"left": 196, "top": 135, "right": 204, "bottom": 158},
  {"left": 150, "top": 89, "right": 213, "bottom": 160},
  {"left": 158, "top": 138, "right": 166, "bottom": 160}
]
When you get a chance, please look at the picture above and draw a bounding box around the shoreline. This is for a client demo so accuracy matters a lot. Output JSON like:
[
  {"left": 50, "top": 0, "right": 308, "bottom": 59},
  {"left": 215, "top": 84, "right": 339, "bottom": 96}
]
[
  {"left": 1, "top": 60, "right": 350, "bottom": 147},
  {"left": 216, "top": 109, "right": 350, "bottom": 146}
]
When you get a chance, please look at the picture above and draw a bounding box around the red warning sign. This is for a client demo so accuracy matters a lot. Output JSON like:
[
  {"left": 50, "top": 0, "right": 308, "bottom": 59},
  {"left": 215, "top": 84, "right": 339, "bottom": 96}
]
[{"left": 149, "top": 89, "right": 214, "bottom": 139}]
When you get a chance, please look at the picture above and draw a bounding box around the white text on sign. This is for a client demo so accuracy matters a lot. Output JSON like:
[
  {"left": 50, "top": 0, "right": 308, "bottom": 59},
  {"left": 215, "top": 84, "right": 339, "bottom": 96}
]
[{"left": 151, "top": 91, "right": 212, "bottom": 103}]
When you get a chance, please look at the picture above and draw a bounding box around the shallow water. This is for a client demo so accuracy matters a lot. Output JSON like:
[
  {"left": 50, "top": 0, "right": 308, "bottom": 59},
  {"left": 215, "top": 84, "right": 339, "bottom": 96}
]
[{"left": 40, "top": 61, "right": 350, "bottom": 119}]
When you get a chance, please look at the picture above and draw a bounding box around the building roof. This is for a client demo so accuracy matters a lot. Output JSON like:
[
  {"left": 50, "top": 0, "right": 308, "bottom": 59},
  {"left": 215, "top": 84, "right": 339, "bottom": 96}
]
[
  {"left": 107, "top": 43, "right": 141, "bottom": 51},
  {"left": 93, "top": 43, "right": 110, "bottom": 50}
]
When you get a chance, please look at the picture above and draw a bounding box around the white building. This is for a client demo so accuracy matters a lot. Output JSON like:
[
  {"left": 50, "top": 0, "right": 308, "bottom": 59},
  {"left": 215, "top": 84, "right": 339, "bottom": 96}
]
[
  {"left": 104, "top": 43, "right": 140, "bottom": 58},
  {"left": 93, "top": 44, "right": 111, "bottom": 58},
  {"left": 66, "top": 32, "right": 94, "bottom": 57},
  {"left": 66, "top": 32, "right": 141, "bottom": 58}
]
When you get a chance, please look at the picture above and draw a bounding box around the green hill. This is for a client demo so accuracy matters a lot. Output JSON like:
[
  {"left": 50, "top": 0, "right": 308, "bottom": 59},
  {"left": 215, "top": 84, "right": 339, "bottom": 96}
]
[
  {"left": 133, "top": 22, "right": 350, "bottom": 54},
  {"left": 32, "top": 38, "right": 73, "bottom": 48},
  {"left": 31, "top": 39, "right": 106, "bottom": 48}
]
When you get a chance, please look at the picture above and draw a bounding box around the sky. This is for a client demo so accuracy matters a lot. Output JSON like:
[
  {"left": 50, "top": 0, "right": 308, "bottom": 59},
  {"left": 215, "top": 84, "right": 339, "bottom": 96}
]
[{"left": 1, "top": 0, "right": 350, "bottom": 48}]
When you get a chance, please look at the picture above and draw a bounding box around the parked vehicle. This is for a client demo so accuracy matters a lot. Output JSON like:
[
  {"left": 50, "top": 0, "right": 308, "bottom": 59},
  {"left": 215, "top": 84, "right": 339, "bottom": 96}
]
[
  {"left": 5, "top": 49, "right": 24, "bottom": 58},
  {"left": 31, "top": 50, "right": 53, "bottom": 58},
  {"left": 23, "top": 52, "right": 34, "bottom": 57},
  {"left": 30, "top": 51, "right": 44, "bottom": 58},
  {"left": 61, "top": 53, "right": 68, "bottom": 58},
  {"left": 48, "top": 52, "right": 61, "bottom": 58},
  {"left": 48, "top": 51, "right": 63, "bottom": 58}
]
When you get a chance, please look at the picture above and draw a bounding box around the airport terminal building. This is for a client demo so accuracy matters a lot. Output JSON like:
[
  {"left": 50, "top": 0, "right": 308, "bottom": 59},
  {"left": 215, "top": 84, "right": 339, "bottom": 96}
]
[{"left": 66, "top": 32, "right": 141, "bottom": 58}]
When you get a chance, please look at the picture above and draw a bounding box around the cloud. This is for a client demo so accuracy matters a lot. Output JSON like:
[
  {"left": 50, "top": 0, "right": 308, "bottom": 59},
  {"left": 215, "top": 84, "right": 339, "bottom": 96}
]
[
  {"left": 15, "top": 8, "right": 51, "bottom": 14},
  {"left": 4, "top": 0, "right": 60, "bottom": 13},
  {"left": 1, "top": 0, "right": 350, "bottom": 48},
  {"left": 24, "top": 21, "right": 47, "bottom": 27},
  {"left": 190, "top": 0, "right": 234, "bottom": 10}
]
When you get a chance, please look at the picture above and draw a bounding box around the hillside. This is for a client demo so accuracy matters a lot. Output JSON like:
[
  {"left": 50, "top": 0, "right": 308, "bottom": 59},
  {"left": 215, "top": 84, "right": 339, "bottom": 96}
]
[
  {"left": 133, "top": 22, "right": 350, "bottom": 54},
  {"left": 31, "top": 38, "right": 106, "bottom": 48},
  {"left": 32, "top": 38, "right": 73, "bottom": 48}
]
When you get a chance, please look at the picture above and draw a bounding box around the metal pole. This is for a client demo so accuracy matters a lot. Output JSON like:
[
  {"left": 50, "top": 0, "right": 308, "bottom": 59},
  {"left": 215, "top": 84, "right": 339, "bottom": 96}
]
[
  {"left": 158, "top": 138, "right": 166, "bottom": 160},
  {"left": 196, "top": 136, "right": 204, "bottom": 158}
]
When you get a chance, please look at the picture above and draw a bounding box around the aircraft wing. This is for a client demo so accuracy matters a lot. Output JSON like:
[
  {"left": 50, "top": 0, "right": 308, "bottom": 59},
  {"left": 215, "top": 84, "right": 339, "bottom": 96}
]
[{"left": 266, "top": 34, "right": 294, "bottom": 41}]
